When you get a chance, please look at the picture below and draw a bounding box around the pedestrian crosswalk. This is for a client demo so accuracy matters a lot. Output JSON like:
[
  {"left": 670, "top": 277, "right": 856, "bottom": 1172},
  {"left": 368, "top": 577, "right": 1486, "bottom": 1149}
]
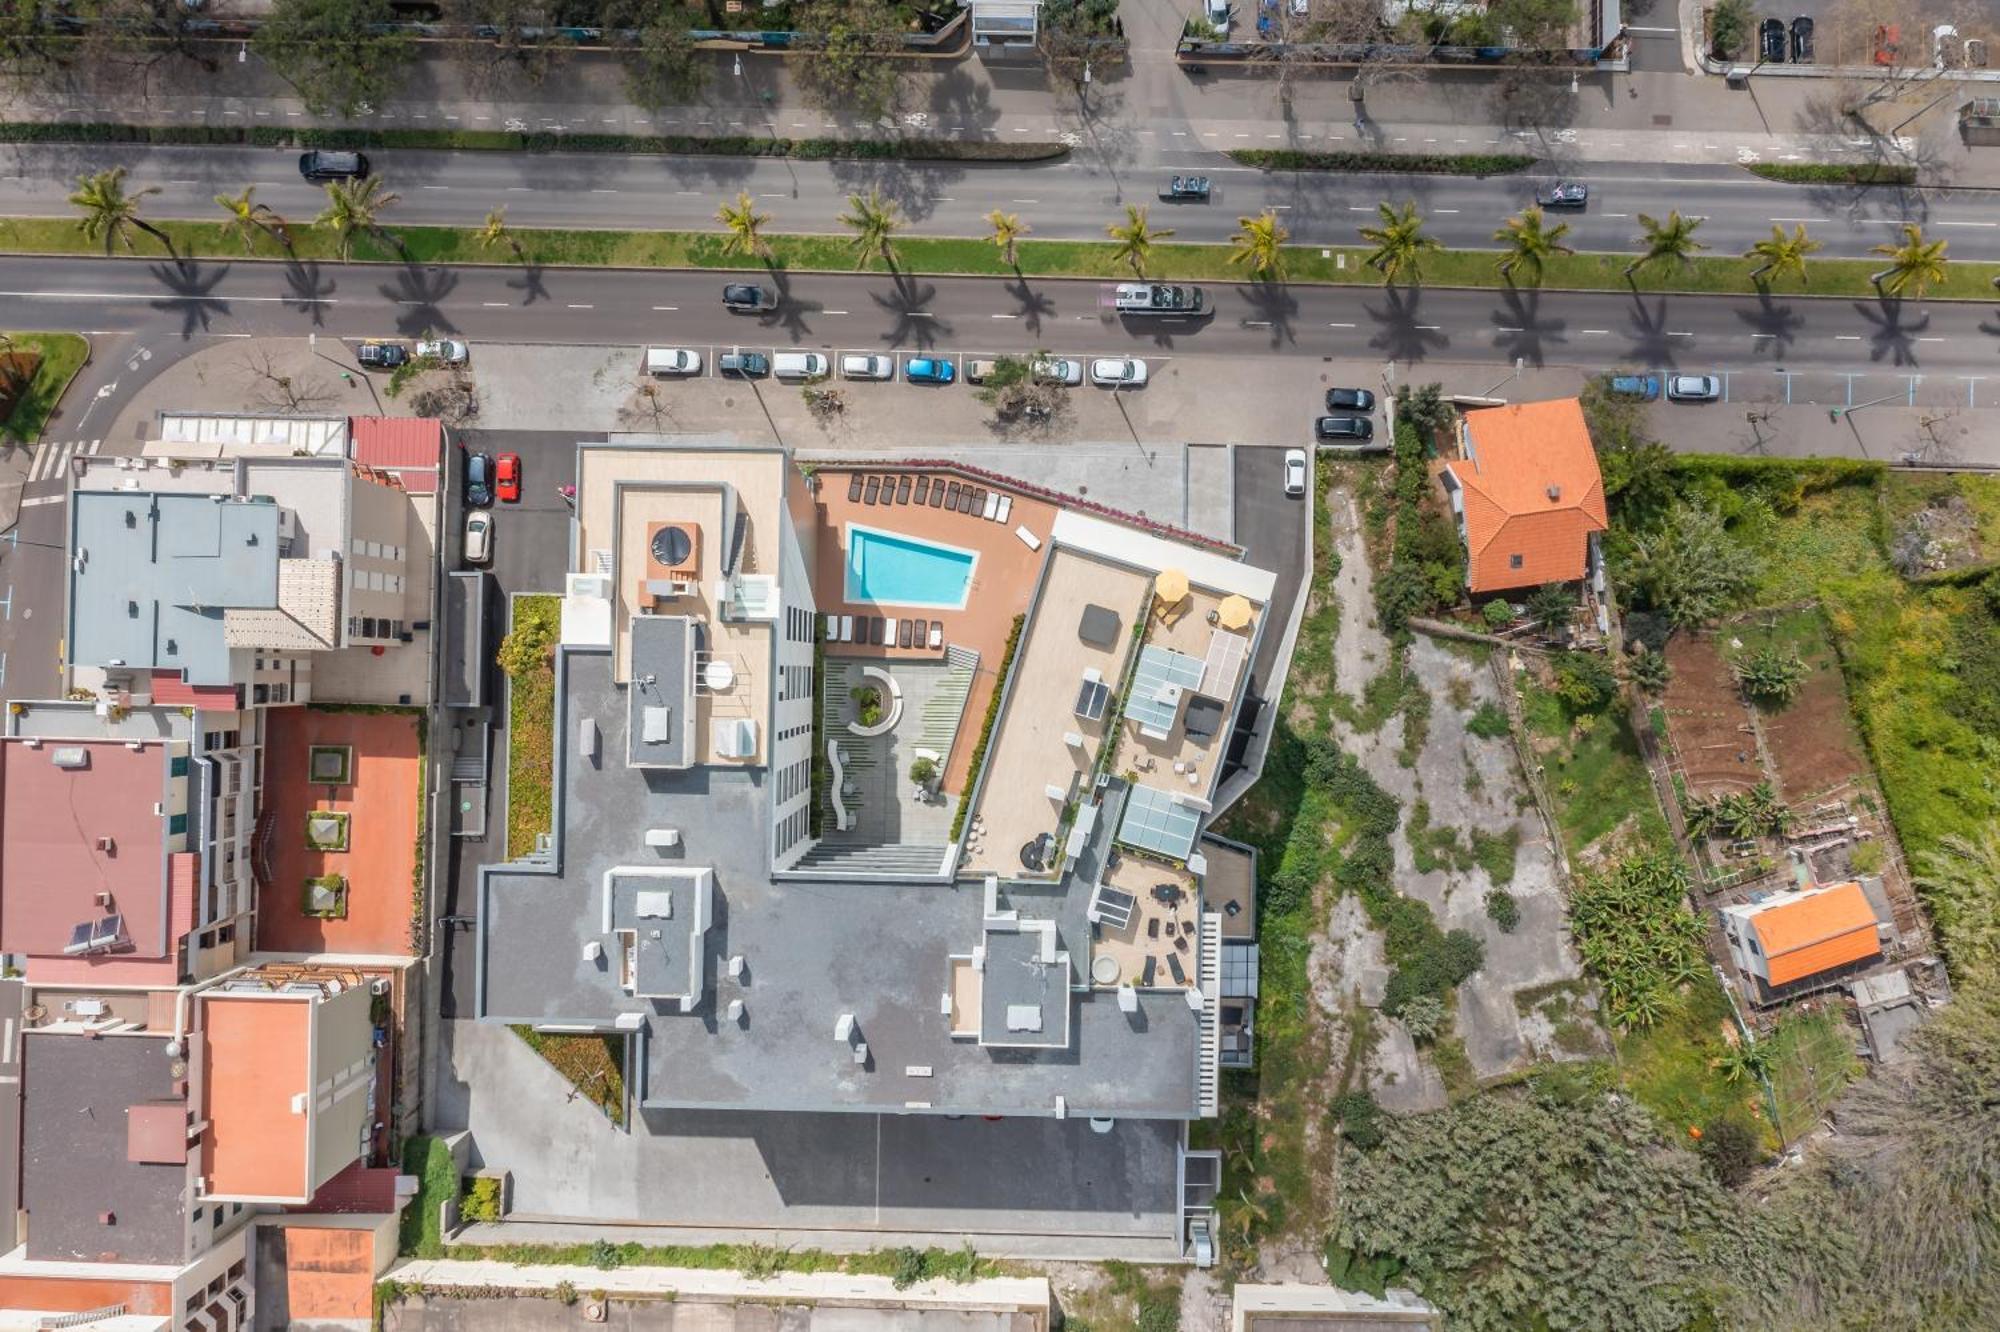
[{"left": 24, "top": 439, "right": 101, "bottom": 485}]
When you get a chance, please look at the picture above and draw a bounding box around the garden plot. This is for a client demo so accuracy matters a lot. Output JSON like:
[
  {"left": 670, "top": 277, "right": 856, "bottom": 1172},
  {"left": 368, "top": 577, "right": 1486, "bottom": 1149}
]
[
  {"left": 1734, "top": 612, "right": 1870, "bottom": 807},
  {"left": 1660, "top": 636, "right": 1762, "bottom": 801}
]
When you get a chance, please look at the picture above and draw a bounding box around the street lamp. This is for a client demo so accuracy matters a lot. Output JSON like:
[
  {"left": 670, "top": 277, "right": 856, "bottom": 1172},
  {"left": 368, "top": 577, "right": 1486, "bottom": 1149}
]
[
  {"left": 1829, "top": 391, "right": 1902, "bottom": 421},
  {"left": 733, "top": 53, "right": 743, "bottom": 78},
  {"left": 238, "top": 42, "right": 247, "bottom": 63}
]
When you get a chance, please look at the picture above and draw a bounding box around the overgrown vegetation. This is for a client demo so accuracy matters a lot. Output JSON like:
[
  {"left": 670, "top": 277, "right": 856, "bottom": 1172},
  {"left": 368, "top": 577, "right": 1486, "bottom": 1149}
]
[
  {"left": 1746, "top": 162, "right": 1917, "bottom": 185},
  {"left": 1373, "top": 387, "right": 1464, "bottom": 634},
  {"left": 500, "top": 594, "right": 561, "bottom": 859},
  {"left": 511, "top": 1026, "right": 627, "bottom": 1127},
  {"left": 1568, "top": 848, "right": 1707, "bottom": 1032},
  {"left": 1061, "top": 1261, "right": 1184, "bottom": 1332},
  {"left": 1230, "top": 148, "right": 1535, "bottom": 175},
  {"left": 441, "top": 1237, "right": 998, "bottom": 1284}
]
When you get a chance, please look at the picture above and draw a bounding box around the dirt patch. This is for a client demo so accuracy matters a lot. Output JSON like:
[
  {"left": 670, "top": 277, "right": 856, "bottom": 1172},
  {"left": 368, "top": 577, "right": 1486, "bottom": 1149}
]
[
  {"left": 1754, "top": 634, "right": 1869, "bottom": 806},
  {"left": 1661, "top": 635, "right": 1762, "bottom": 800}
]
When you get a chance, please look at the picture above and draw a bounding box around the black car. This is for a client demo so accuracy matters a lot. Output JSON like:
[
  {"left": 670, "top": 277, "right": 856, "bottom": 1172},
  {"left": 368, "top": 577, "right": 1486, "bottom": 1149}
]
[
  {"left": 1159, "top": 175, "right": 1211, "bottom": 202},
  {"left": 464, "top": 451, "right": 494, "bottom": 508},
  {"left": 1315, "top": 416, "right": 1375, "bottom": 442},
  {"left": 1760, "top": 17, "right": 1786, "bottom": 63},
  {"left": 1535, "top": 181, "right": 1588, "bottom": 208},
  {"left": 1790, "top": 15, "right": 1814, "bottom": 61},
  {"left": 1325, "top": 387, "right": 1376, "bottom": 413},
  {"left": 356, "top": 341, "right": 408, "bottom": 370},
  {"left": 722, "top": 283, "right": 777, "bottom": 312},
  {"left": 299, "top": 150, "right": 370, "bottom": 182}
]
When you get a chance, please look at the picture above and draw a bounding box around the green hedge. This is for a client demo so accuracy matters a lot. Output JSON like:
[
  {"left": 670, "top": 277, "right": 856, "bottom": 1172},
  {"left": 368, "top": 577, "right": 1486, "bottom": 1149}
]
[
  {"left": 1230, "top": 148, "right": 1535, "bottom": 176},
  {"left": 0, "top": 120, "right": 1068, "bottom": 162},
  {"left": 1745, "top": 162, "right": 1917, "bottom": 186},
  {"left": 949, "top": 613, "right": 1027, "bottom": 842}
]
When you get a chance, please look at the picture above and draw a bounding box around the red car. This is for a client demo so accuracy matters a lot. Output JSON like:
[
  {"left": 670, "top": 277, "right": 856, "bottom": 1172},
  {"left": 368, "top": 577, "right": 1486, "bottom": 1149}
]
[{"left": 495, "top": 453, "right": 521, "bottom": 503}]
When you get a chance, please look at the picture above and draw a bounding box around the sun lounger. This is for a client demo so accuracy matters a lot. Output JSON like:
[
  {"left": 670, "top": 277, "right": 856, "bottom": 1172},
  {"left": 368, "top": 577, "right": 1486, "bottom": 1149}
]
[
  {"left": 960, "top": 487, "right": 978, "bottom": 514},
  {"left": 822, "top": 613, "right": 838, "bottom": 639},
  {"left": 1168, "top": 952, "right": 1188, "bottom": 985},
  {"left": 914, "top": 475, "right": 930, "bottom": 504},
  {"left": 945, "top": 481, "right": 962, "bottom": 509},
  {"left": 995, "top": 495, "right": 1012, "bottom": 524},
  {"left": 928, "top": 480, "right": 945, "bottom": 507},
  {"left": 983, "top": 491, "right": 1000, "bottom": 521},
  {"left": 898, "top": 619, "right": 914, "bottom": 648},
  {"left": 896, "top": 476, "right": 912, "bottom": 504},
  {"left": 928, "top": 620, "right": 943, "bottom": 649},
  {"left": 840, "top": 615, "right": 855, "bottom": 642},
  {"left": 847, "top": 474, "right": 863, "bottom": 501},
  {"left": 863, "top": 476, "right": 880, "bottom": 505},
  {"left": 1147, "top": 917, "right": 1160, "bottom": 939},
  {"left": 870, "top": 618, "right": 887, "bottom": 646},
  {"left": 1142, "top": 956, "right": 1158, "bottom": 986}
]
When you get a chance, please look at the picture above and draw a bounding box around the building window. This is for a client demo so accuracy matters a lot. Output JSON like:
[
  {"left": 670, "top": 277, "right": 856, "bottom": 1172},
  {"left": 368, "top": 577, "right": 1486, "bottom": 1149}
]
[
  {"left": 169, "top": 813, "right": 189, "bottom": 835},
  {"left": 1509, "top": 554, "right": 1524, "bottom": 570},
  {"left": 192, "top": 1205, "right": 205, "bottom": 1224},
  {"left": 170, "top": 755, "right": 189, "bottom": 777}
]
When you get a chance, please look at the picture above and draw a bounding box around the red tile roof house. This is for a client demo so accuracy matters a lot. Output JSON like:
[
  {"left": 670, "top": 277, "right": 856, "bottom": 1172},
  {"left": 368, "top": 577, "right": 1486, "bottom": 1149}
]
[{"left": 1437, "top": 398, "right": 1609, "bottom": 596}]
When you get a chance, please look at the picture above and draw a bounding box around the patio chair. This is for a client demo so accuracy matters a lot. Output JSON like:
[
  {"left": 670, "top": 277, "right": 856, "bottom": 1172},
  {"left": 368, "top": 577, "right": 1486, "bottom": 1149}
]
[
  {"left": 1147, "top": 918, "right": 1160, "bottom": 939},
  {"left": 914, "top": 475, "right": 930, "bottom": 504},
  {"left": 945, "top": 481, "right": 962, "bottom": 509},
  {"left": 840, "top": 615, "right": 856, "bottom": 642},
  {"left": 896, "top": 476, "right": 912, "bottom": 504},
  {"left": 1142, "top": 956, "right": 1158, "bottom": 986},
  {"left": 995, "top": 494, "right": 1012, "bottom": 524},
  {"left": 898, "top": 619, "right": 914, "bottom": 648},
  {"left": 983, "top": 491, "right": 1000, "bottom": 521},
  {"left": 1175, "top": 934, "right": 1189, "bottom": 953},
  {"left": 1168, "top": 952, "right": 1187, "bottom": 984},
  {"left": 847, "top": 474, "right": 863, "bottom": 502},
  {"left": 929, "top": 480, "right": 946, "bottom": 508},
  {"left": 863, "top": 476, "right": 880, "bottom": 505},
  {"left": 928, "top": 620, "right": 943, "bottom": 649}
]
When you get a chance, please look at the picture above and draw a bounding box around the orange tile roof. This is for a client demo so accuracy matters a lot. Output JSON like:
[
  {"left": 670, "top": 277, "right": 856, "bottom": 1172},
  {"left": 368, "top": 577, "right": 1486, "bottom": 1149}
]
[
  {"left": 1752, "top": 882, "right": 1882, "bottom": 986},
  {"left": 1444, "top": 398, "right": 1608, "bottom": 593},
  {"left": 201, "top": 995, "right": 312, "bottom": 1200}
]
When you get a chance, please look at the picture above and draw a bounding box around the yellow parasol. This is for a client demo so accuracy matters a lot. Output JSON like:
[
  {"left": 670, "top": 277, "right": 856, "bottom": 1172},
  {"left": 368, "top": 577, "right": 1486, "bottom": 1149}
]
[
  {"left": 1217, "top": 594, "right": 1253, "bottom": 630},
  {"left": 1155, "top": 568, "right": 1190, "bottom": 605}
]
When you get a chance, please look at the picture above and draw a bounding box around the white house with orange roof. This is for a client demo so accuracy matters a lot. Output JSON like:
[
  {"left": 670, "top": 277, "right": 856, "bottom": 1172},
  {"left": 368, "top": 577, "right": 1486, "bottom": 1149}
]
[{"left": 1438, "top": 398, "right": 1609, "bottom": 596}]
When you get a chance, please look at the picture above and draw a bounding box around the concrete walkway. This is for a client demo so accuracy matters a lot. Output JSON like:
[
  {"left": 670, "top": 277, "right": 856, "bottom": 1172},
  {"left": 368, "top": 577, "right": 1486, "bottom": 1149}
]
[{"left": 389, "top": 1257, "right": 1053, "bottom": 1309}]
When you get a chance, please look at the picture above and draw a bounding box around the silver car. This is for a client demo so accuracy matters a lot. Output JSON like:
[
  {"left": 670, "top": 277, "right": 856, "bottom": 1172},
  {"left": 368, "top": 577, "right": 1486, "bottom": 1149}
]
[
  {"left": 416, "top": 338, "right": 469, "bottom": 366},
  {"left": 1284, "top": 448, "right": 1308, "bottom": 496},
  {"left": 1666, "top": 374, "right": 1721, "bottom": 402},
  {"left": 1090, "top": 358, "right": 1148, "bottom": 387},
  {"left": 841, "top": 353, "right": 895, "bottom": 381},
  {"left": 1033, "top": 357, "right": 1084, "bottom": 387}
]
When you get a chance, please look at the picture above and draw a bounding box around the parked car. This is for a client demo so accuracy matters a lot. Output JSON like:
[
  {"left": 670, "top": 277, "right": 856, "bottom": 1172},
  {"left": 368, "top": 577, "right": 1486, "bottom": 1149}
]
[
  {"left": 1608, "top": 373, "right": 1662, "bottom": 401},
  {"left": 722, "top": 283, "right": 777, "bottom": 312},
  {"left": 1032, "top": 356, "right": 1084, "bottom": 386},
  {"left": 495, "top": 452, "right": 522, "bottom": 502},
  {"left": 1315, "top": 416, "right": 1374, "bottom": 442},
  {"left": 718, "top": 350, "right": 770, "bottom": 378},
  {"left": 1760, "top": 17, "right": 1786, "bottom": 63},
  {"left": 356, "top": 340, "right": 408, "bottom": 370},
  {"left": 1325, "top": 386, "right": 1376, "bottom": 412},
  {"left": 773, "top": 351, "right": 830, "bottom": 380},
  {"left": 963, "top": 358, "right": 1000, "bottom": 384},
  {"left": 463, "top": 451, "right": 494, "bottom": 508},
  {"left": 1790, "top": 15, "right": 1814, "bottom": 62},
  {"left": 1205, "top": 0, "right": 1230, "bottom": 29},
  {"left": 1090, "top": 358, "right": 1149, "bottom": 387},
  {"left": 463, "top": 510, "right": 492, "bottom": 565},
  {"left": 645, "top": 347, "right": 702, "bottom": 375},
  {"left": 299, "top": 150, "right": 369, "bottom": 182},
  {"left": 1535, "top": 180, "right": 1589, "bottom": 208},
  {"left": 1874, "top": 23, "right": 1901, "bottom": 65},
  {"left": 1283, "top": 448, "right": 1308, "bottom": 497},
  {"left": 1159, "top": 175, "right": 1211, "bottom": 202},
  {"left": 841, "top": 353, "right": 895, "bottom": 380},
  {"left": 1666, "top": 374, "right": 1721, "bottom": 402},
  {"left": 416, "top": 338, "right": 469, "bottom": 366},
  {"left": 906, "top": 357, "right": 956, "bottom": 385}
]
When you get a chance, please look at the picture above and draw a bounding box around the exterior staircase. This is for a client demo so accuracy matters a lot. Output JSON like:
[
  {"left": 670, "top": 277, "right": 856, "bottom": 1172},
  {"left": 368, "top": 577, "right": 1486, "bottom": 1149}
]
[
  {"left": 1197, "top": 911, "right": 1222, "bottom": 1118},
  {"left": 916, "top": 645, "right": 980, "bottom": 756},
  {"left": 792, "top": 842, "right": 950, "bottom": 875}
]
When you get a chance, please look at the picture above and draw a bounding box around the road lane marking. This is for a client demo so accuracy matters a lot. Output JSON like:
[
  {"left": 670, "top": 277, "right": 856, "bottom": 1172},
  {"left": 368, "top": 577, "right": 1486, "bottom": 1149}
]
[
  {"left": 482, "top": 302, "right": 509, "bottom": 307},
  {"left": 1668, "top": 331, "right": 1693, "bottom": 337},
  {"left": 1494, "top": 326, "right": 1523, "bottom": 333},
  {"left": 1582, "top": 328, "right": 1609, "bottom": 335},
  {"left": 1416, "top": 324, "right": 1442, "bottom": 331},
  {"left": 992, "top": 313, "right": 1018, "bottom": 318},
  {"left": 1835, "top": 334, "right": 1861, "bottom": 340},
  {"left": 566, "top": 304, "right": 594, "bottom": 310},
  {"left": 1329, "top": 322, "right": 1356, "bottom": 328},
  {"left": 652, "top": 306, "right": 679, "bottom": 312},
  {"left": 1935, "top": 220, "right": 1999, "bottom": 228},
  {"left": 823, "top": 310, "right": 849, "bottom": 315},
  {"left": 0, "top": 290, "right": 335, "bottom": 304},
  {"left": 590, "top": 188, "right": 618, "bottom": 194}
]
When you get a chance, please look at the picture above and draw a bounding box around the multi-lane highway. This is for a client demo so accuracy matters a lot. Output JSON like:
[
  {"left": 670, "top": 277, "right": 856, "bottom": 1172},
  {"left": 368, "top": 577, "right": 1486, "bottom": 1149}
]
[
  {"left": 3, "top": 254, "right": 1997, "bottom": 378},
  {"left": 5, "top": 144, "right": 2000, "bottom": 260}
]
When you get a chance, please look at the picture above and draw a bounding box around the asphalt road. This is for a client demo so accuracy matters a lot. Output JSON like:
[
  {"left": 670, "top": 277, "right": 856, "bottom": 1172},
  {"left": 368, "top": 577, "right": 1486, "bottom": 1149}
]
[
  {"left": 4, "top": 254, "right": 1998, "bottom": 379},
  {"left": 5, "top": 144, "right": 1999, "bottom": 261}
]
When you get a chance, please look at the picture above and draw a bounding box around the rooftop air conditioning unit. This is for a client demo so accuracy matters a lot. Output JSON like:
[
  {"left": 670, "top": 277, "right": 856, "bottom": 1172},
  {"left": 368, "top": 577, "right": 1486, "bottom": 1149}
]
[{"left": 369, "top": 977, "right": 391, "bottom": 996}]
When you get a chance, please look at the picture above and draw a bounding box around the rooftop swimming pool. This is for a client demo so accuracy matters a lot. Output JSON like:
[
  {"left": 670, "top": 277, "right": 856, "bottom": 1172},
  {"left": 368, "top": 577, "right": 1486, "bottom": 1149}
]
[{"left": 843, "top": 524, "right": 977, "bottom": 610}]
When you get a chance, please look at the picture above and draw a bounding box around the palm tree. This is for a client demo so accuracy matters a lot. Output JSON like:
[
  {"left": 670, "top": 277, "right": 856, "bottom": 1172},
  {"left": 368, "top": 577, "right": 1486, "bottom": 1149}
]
[
  {"left": 1625, "top": 211, "right": 1708, "bottom": 280},
  {"left": 838, "top": 189, "right": 903, "bottom": 270},
  {"left": 1227, "top": 209, "right": 1290, "bottom": 280},
  {"left": 1743, "top": 222, "right": 1820, "bottom": 288},
  {"left": 1493, "top": 205, "right": 1573, "bottom": 286},
  {"left": 1714, "top": 1040, "right": 1773, "bottom": 1085},
  {"left": 69, "top": 167, "right": 175, "bottom": 257},
  {"left": 314, "top": 176, "right": 402, "bottom": 261},
  {"left": 476, "top": 207, "right": 525, "bottom": 262},
  {"left": 214, "top": 186, "right": 290, "bottom": 254},
  {"left": 715, "top": 191, "right": 771, "bottom": 262},
  {"left": 985, "top": 209, "right": 1029, "bottom": 268},
  {"left": 1358, "top": 200, "right": 1441, "bottom": 286},
  {"left": 1106, "top": 204, "right": 1172, "bottom": 277},
  {"left": 1869, "top": 223, "right": 1948, "bottom": 299}
]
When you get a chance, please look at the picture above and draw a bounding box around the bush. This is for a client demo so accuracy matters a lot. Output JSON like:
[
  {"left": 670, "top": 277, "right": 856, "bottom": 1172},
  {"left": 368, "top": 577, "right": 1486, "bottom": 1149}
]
[
  {"left": 1331, "top": 1090, "right": 1386, "bottom": 1149},
  {"left": 908, "top": 755, "right": 939, "bottom": 786},
  {"left": 1734, "top": 644, "right": 1807, "bottom": 705},
  {"left": 949, "top": 614, "right": 1026, "bottom": 840},
  {"left": 1230, "top": 148, "right": 1534, "bottom": 175},
  {"left": 588, "top": 1238, "right": 623, "bottom": 1270},
  {"left": 1746, "top": 162, "right": 1916, "bottom": 186},
  {"left": 1696, "top": 1116, "right": 1765, "bottom": 1188},
  {"left": 1629, "top": 645, "right": 1672, "bottom": 694},
  {"left": 460, "top": 1175, "right": 503, "bottom": 1223},
  {"left": 497, "top": 597, "right": 560, "bottom": 678},
  {"left": 1486, "top": 888, "right": 1521, "bottom": 933},
  {"left": 1481, "top": 599, "right": 1515, "bottom": 629},
  {"left": 1709, "top": 0, "right": 1750, "bottom": 57},
  {"left": 1466, "top": 700, "right": 1510, "bottom": 739},
  {"left": 1398, "top": 992, "right": 1447, "bottom": 1043},
  {"left": 1553, "top": 651, "right": 1618, "bottom": 712},
  {"left": 891, "top": 1246, "right": 928, "bottom": 1290},
  {"left": 553, "top": 1279, "right": 577, "bottom": 1305}
]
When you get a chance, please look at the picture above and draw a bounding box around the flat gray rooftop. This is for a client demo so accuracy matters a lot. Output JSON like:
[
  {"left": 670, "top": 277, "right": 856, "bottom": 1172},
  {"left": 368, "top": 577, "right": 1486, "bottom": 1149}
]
[
  {"left": 479, "top": 648, "right": 1200, "bottom": 1119},
  {"left": 627, "top": 615, "right": 690, "bottom": 769}
]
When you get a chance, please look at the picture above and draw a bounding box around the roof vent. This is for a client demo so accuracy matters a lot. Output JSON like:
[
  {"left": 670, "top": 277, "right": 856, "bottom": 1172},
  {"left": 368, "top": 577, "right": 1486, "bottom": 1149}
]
[
  {"left": 51, "top": 746, "right": 90, "bottom": 770},
  {"left": 1546, "top": 484, "right": 1562, "bottom": 501}
]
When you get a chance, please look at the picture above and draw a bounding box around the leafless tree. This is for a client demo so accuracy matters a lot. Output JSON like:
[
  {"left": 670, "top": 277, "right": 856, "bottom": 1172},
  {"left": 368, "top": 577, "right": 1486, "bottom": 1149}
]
[
  {"left": 618, "top": 379, "right": 681, "bottom": 433},
  {"left": 240, "top": 348, "right": 336, "bottom": 414}
]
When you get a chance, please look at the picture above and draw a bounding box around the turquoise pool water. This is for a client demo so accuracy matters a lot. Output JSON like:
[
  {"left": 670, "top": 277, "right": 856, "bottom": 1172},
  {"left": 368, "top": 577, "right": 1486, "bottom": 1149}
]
[{"left": 844, "top": 524, "right": 977, "bottom": 609}]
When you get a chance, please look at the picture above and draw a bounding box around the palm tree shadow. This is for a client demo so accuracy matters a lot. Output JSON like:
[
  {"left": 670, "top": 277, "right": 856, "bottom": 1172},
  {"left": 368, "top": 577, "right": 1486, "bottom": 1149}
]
[
  {"left": 1363, "top": 285, "right": 1447, "bottom": 364},
  {"left": 872, "top": 274, "right": 951, "bottom": 349},
  {"left": 380, "top": 264, "right": 460, "bottom": 335},
  {"left": 768, "top": 271, "right": 821, "bottom": 344},
  {"left": 1624, "top": 294, "right": 1679, "bottom": 369},
  {"left": 1852, "top": 296, "right": 1928, "bottom": 366},
  {"left": 147, "top": 258, "right": 231, "bottom": 339},
  {"left": 506, "top": 261, "right": 550, "bottom": 307},
  {"left": 1237, "top": 280, "right": 1299, "bottom": 348},
  {"left": 1491, "top": 285, "right": 1565, "bottom": 367},
  {"left": 1005, "top": 274, "right": 1054, "bottom": 339},
  {"left": 284, "top": 258, "right": 335, "bottom": 327},
  {"left": 1734, "top": 292, "right": 1805, "bottom": 358}
]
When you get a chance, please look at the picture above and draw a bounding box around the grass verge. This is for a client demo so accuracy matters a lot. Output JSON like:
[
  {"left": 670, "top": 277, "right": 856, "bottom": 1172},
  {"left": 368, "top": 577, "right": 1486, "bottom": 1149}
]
[
  {"left": 502, "top": 594, "right": 560, "bottom": 860},
  {"left": 1745, "top": 162, "right": 1917, "bottom": 185},
  {"left": 9, "top": 216, "right": 2000, "bottom": 303},
  {"left": 0, "top": 120, "right": 1069, "bottom": 162},
  {"left": 510, "top": 1027, "right": 627, "bottom": 1128},
  {"left": 399, "top": 1135, "right": 458, "bottom": 1258},
  {"left": 1230, "top": 148, "right": 1535, "bottom": 175},
  {"left": 1, "top": 331, "right": 88, "bottom": 445},
  {"left": 439, "top": 1237, "right": 998, "bottom": 1283}
]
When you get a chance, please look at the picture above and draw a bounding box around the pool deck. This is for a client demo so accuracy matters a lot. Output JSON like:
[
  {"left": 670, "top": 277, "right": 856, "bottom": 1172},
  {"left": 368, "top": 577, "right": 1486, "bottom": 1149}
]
[{"left": 812, "top": 467, "right": 1057, "bottom": 797}]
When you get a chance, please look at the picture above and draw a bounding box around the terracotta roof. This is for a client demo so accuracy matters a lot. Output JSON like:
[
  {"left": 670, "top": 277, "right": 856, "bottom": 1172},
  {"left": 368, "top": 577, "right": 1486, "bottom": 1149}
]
[
  {"left": 351, "top": 416, "right": 442, "bottom": 494},
  {"left": 1444, "top": 398, "right": 1608, "bottom": 593},
  {"left": 267, "top": 1225, "right": 376, "bottom": 1321},
  {"left": 149, "top": 670, "right": 241, "bottom": 709},
  {"left": 1752, "top": 882, "right": 1882, "bottom": 986}
]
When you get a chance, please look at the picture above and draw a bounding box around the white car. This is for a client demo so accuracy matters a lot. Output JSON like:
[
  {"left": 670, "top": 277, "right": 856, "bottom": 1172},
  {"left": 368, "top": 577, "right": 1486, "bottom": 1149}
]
[
  {"left": 1666, "top": 374, "right": 1720, "bottom": 402},
  {"left": 1284, "top": 448, "right": 1308, "bottom": 497},
  {"left": 841, "top": 353, "right": 895, "bottom": 381},
  {"left": 416, "top": 338, "right": 469, "bottom": 366},
  {"left": 1205, "top": 0, "right": 1230, "bottom": 29},
  {"left": 1032, "top": 357, "right": 1084, "bottom": 387},
  {"left": 1090, "top": 358, "right": 1149, "bottom": 387},
  {"left": 645, "top": 347, "right": 702, "bottom": 376},
  {"left": 463, "top": 510, "right": 493, "bottom": 565}
]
